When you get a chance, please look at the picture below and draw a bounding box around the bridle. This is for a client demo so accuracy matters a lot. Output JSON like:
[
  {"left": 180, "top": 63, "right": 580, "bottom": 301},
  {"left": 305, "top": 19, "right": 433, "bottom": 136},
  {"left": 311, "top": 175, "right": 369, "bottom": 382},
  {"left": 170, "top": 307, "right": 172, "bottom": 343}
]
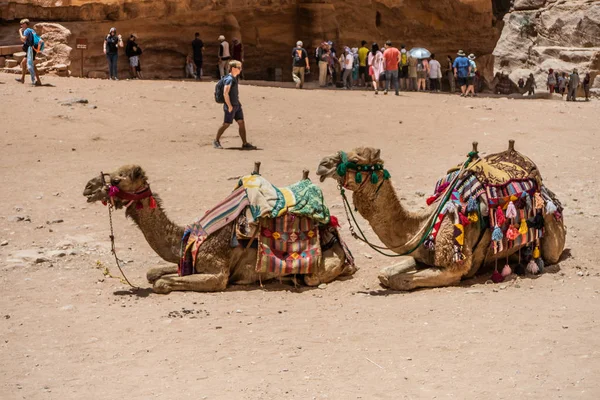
[{"left": 99, "top": 172, "right": 156, "bottom": 209}]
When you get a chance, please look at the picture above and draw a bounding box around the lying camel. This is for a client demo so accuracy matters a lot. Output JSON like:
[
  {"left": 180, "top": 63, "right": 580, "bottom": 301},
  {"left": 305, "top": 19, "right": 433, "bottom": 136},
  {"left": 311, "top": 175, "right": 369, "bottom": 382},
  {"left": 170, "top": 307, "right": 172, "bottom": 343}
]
[
  {"left": 83, "top": 164, "right": 356, "bottom": 293},
  {"left": 317, "top": 141, "right": 566, "bottom": 291}
]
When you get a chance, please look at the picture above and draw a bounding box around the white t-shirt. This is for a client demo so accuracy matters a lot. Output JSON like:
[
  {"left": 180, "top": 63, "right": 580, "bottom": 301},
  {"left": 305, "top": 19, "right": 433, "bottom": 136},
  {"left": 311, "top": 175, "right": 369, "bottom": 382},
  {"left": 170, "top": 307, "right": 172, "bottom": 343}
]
[
  {"left": 428, "top": 59, "right": 441, "bottom": 79},
  {"left": 220, "top": 41, "right": 230, "bottom": 58},
  {"left": 345, "top": 54, "right": 353, "bottom": 70}
]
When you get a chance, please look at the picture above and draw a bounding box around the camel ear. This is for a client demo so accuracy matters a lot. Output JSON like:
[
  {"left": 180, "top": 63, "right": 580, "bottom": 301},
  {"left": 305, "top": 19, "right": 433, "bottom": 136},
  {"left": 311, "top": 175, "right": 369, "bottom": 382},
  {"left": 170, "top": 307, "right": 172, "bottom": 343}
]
[
  {"left": 373, "top": 149, "right": 381, "bottom": 162},
  {"left": 130, "top": 166, "right": 146, "bottom": 182}
]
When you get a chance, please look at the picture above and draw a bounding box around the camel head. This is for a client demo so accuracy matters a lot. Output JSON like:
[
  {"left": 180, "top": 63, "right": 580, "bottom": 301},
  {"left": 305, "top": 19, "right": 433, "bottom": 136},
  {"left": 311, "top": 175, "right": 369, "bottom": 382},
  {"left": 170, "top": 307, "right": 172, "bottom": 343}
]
[
  {"left": 317, "top": 147, "right": 387, "bottom": 191},
  {"left": 83, "top": 165, "right": 149, "bottom": 209}
]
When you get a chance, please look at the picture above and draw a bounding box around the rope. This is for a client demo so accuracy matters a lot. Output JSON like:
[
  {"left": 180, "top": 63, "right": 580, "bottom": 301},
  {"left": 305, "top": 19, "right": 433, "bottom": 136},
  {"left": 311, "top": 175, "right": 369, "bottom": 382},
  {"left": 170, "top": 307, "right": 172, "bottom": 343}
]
[
  {"left": 107, "top": 194, "right": 139, "bottom": 290},
  {"left": 339, "top": 151, "right": 478, "bottom": 257}
]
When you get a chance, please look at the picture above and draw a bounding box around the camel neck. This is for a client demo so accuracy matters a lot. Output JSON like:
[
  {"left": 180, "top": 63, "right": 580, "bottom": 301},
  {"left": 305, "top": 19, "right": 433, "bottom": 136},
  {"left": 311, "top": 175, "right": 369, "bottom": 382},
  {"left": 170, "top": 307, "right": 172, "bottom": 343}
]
[
  {"left": 125, "top": 196, "right": 184, "bottom": 264},
  {"left": 351, "top": 179, "right": 432, "bottom": 254}
]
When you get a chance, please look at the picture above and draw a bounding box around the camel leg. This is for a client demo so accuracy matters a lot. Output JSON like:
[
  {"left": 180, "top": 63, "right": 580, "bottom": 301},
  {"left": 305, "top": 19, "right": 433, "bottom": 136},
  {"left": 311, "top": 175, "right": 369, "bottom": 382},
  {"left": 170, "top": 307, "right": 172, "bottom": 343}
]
[
  {"left": 153, "top": 271, "right": 229, "bottom": 294},
  {"left": 465, "top": 230, "right": 491, "bottom": 278},
  {"left": 147, "top": 265, "right": 178, "bottom": 284},
  {"left": 304, "top": 247, "right": 349, "bottom": 286},
  {"left": 541, "top": 214, "right": 566, "bottom": 264},
  {"left": 380, "top": 265, "right": 463, "bottom": 291}
]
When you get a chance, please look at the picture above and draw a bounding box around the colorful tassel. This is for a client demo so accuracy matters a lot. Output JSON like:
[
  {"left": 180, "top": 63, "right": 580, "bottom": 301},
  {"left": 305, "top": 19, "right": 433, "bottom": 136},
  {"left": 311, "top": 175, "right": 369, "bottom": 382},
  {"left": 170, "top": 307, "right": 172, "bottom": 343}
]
[
  {"left": 505, "top": 201, "right": 517, "bottom": 219},
  {"left": 383, "top": 169, "right": 391, "bottom": 180},
  {"left": 371, "top": 172, "right": 378, "bottom": 184},
  {"left": 329, "top": 215, "right": 340, "bottom": 228},
  {"left": 149, "top": 196, "right": 157, "bottom": 209},
  {"left": 534, "top": 257, "right": 544, "bottom": 273},
  {"left": 506, "top": 225, "right": 520, "bottom": 240},
  {"left": 467, "top": 196, "right": 478, "bottom": 213},
  {"left": 355, "top": 172, "right": 362, "bottom": 184},
  {"left": 546, "top": 200, "right": 557, "bottom": 214},
  {"left": 491, "top": 270, "right": 504, "bottom": 283},
  {"left": 533, "top": 246, "right": 540, "bottom": 259},
  {"left": 527, "top": 213, "right": 544, "bottom": 229},
  {"left": 459, "top": 213, "right": 470, "bottom": 226},
  {"left": 495, "top": 207, "right": 506, "bottom": 226},
  {"left": 442, "top": 202, "right": 456, "bottom": 214},
  {"left": 491, "top": 225, "right": 503, "bottom": 241},
  {"left": 108, "top": 185, "right": 120, "bottom": 197},
  {"left": 519, "top": 218, "right": 528, "bottom": 234},
  {"left": 534, "top": 192, "right": 544, "bottom": 210},
  {"left": 525, "top": 195, "right": 532, "bottom": 212},
  {"left": 514, "top": 263, "right": 526, "bottom": 275},
  {"left": 526, "top": 259, "right": 540, "bottom": 274},
  {"left": 501, "top": 264, "right": 512, "bottom": 277},
  {"left": 468, "top": 212, "right": 479, "bottom": 222}
]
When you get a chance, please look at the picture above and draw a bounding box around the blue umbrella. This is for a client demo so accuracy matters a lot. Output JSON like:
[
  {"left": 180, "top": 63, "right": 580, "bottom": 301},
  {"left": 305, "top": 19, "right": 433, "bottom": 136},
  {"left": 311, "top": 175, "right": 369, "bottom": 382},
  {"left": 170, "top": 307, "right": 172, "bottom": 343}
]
[{"left": 409, "top": 47, "right": 431, "bottom": 59}]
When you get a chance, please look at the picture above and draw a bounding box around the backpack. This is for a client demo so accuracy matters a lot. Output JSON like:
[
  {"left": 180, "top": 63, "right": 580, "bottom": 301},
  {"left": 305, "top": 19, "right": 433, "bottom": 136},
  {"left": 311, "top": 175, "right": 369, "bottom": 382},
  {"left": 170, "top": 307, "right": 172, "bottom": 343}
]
[
  {"left": 23, "top": 28, "right": 44, "bottom": 53},
  {"left": 401, "top": 52, "right": 408, "bottom": 66},
  {"left": 214, "top": 76, "right": 227, "bottom": 103},
  {"left": 293, "top": 48, "right": 304, "bottom": 64}
]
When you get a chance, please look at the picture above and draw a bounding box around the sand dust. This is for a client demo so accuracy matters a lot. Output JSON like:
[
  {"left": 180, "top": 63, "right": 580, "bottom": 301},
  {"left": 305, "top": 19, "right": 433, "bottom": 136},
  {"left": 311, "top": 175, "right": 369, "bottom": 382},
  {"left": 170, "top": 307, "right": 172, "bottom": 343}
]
[{"left": 1, "top": 75, "right": 599, "bottom": 399}]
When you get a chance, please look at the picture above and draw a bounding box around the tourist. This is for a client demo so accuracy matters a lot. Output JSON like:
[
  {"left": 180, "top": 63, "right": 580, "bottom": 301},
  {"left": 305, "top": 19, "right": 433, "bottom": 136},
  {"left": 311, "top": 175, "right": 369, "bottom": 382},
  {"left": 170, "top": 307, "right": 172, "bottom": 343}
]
[
  {"left": 368, "top": 42, "right": 384, "bottom": 94},
  {"left": 191, "top": 32, "right": 204, "bottom": 80},
  {"left": 328, "top": 41, "right": 338, "bottom": 85},
  {"left": 583, "top": 72, "right": 591, "bottom": 101},
  {"left": 399, "top": 44, "right": 409, "bottom": 91},
  {"left": 292, "top": 40, "right": 310, "bottom": 89},
  {"left": 416, "top": 57, "right": 428, "bottom": 91},
  {"left": 453, "top": 50, "right": 471, "bottom": 96},
  {"left": 104, "top": 27, "right": 123, "bottom": 80},
  {"left": 408, "top": 54, "right": 418, "bottom": 91},
  {"left": 547, "top": 69, "right": 556, "bottom": 93},
  {"left": 518, "top": 77, "right": 525, "bottom": 89},
  {"left": 558, "top": 72, "right": 567, "bottom": 98},
  {"left": 465, "top": 53, "right": 477, "bottom": 96},
  {"left": 567, "top": 68, "right": 579, "bottom": 101},
  {"left": 351, "top": 47, "right": 359, "bottom": 85},
  {"left": 218, "top": 35, "right": 231, "bottom": 78},
  {"left": 342, "top": 47, "right": 353, "bottom": 89},
  {"left": 214, "top": 60, "right": 256, "bottom": 150},
  {"left": 383, "top": 40, "right": 400, "bottom": 95},
  {"left": 16, "top": 19, "right": 42, "bottom": 86},
  {"left": 428, "top": 54, "right": 441, "bottom": 92},
  {"left": 317, "top": 42, "right": 329, "bottom": 87},
  {"left": 358, "top": 40, "right": 370, "bottom": 87},
  {"left": 125, "top": 34, "right": 142, "bottom": 79},
  {"left": 446, "top": 56, "right": 455, "bottom": 93},
  {"left": 185, "top": 54, "right": 196, "bottom": 79},
  {"left": 526, "top": 73, "right": 536, "bottom": 95}
]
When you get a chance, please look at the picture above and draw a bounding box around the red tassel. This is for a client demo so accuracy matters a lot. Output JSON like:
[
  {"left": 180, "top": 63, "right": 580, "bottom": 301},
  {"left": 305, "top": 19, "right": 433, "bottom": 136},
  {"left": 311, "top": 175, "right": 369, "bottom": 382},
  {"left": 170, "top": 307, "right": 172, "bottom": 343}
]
[
  {"left": 458, "top": 212, "right": 470, "bottom": 226},
  {"left": 136, "top": 201, "right": 143, "bottom": 209},
  {"left": 101, "top": 200, "right": 107, "bottom": 206},
  {"left": 329, "top": 215, "right": 340, "bottom": 228},
  {"left": 491, "top": 270, "right": 504, "bottom": 283},
  {"left": 495, "top": 207, "right": 506, "bottom": 226},
  {"left": 426, "top": 195, "right": 437, "bottom": 205},
  {"left": 149, "top": 196, "right": 157, "bottom": 209}
]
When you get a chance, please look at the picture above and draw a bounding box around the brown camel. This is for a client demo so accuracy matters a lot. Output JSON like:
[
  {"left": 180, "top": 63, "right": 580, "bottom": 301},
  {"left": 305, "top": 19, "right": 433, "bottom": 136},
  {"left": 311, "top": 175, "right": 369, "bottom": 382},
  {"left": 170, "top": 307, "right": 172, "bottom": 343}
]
[
  {"left": 317, "top": 142, "right": 566, "bottom": 291},
  {"left": 83, "top": 165, "right": 356, "bottom": 294}
]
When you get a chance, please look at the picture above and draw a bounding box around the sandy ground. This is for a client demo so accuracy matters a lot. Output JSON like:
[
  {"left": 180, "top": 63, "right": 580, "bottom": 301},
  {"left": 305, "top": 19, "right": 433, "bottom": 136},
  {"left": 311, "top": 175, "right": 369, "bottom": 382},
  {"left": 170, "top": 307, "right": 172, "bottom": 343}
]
[{"left": 1, "top": 74, "right": 599, "bottom": 399}]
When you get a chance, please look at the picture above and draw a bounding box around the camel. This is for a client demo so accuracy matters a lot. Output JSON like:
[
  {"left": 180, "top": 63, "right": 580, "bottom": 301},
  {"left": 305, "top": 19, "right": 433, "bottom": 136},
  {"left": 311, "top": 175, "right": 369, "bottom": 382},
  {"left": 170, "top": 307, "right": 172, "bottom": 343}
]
[
  {"left": 487, "top": 72, "right": 533, "bottom": 95},
  {"left": 317, "top": 141, "right": 566, "bottom": 291},
  {"left": 83, "top": 164, "right": 356, "bottom": 294}
]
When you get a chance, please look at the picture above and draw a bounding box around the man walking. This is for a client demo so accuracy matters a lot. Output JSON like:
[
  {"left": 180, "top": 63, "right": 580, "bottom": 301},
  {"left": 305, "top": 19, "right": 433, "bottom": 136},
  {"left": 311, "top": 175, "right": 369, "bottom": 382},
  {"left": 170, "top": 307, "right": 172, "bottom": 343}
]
[
  {"left": 567, "top": 68, "right": 580, "bottom": 101},
  {"left": 218, "top": 35, "right": 231, "bottom": 78},
  {"left": 452, "top": 50, "right": 471, "bottom": 96},
  {"left": 383, "top": 40, "right": 400, "bottom": 95},
  {"left": 214, "top": 60, "right": 256, "bottom": 150},
  {"left": 16, "top": 19, "right": 42, "bottom": 86},
  {"left": 191, "top": 32, "right": 204, "bottom": 80},
  {"left": 292, "top": 40, "right": 310, "bottom": 89}
]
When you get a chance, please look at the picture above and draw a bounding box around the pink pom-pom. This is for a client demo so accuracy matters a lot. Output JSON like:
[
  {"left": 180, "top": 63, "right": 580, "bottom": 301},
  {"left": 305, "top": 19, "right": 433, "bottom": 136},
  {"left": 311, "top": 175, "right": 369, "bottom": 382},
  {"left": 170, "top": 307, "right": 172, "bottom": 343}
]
[
  {"left": 108, "top": 185, "right": 120, "bottom": 197},
  {"left": 501, "top": 264, "right": 512, "bottom": 277},
  {"left": 491, "top": 270, "right": 504, "bottom": 283},
  {"left": 505, "top": 201, "right": 517, "bottom": 219},
  {"left": 526, "top": 259, "right": 539, "bottom": 274}
]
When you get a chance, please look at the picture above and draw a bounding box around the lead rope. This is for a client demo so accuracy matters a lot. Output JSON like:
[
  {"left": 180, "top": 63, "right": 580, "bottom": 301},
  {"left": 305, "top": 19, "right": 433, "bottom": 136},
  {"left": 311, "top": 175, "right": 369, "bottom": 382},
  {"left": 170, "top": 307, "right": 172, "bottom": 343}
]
[{"left": 107, "top": 200, "right": 139, "bottom": 289}]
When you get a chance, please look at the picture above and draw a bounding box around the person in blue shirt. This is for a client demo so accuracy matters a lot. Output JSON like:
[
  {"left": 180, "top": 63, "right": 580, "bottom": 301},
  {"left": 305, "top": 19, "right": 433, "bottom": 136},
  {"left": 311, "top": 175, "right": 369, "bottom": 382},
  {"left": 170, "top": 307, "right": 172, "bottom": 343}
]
[
  {"left": 214, "top": 60, "right": 256, "bottom": 150},
  {"left": 16, "top": 19, "right": 42, "bottom": 86},
  {"left": 452, "top": 50, "right": 471, "bottom": 97}
]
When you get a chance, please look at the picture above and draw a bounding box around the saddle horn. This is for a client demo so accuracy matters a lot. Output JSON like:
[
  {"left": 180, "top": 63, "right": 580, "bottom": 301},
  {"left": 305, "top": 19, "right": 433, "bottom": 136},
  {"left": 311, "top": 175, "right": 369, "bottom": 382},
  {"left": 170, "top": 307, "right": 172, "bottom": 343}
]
[
  {"left": 302, "top": 169, "right": 310, "bottom": 180},
  {"left": 508, "top": 140, "right": 515, "bottom": 151},
  {"left": 253, "top": 161, "right": 261, "bottom": 175}
]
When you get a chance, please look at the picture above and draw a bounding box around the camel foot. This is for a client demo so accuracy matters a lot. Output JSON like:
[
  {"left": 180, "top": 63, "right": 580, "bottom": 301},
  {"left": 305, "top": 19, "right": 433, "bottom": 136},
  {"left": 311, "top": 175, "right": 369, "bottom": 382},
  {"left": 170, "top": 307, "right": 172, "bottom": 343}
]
[
  {"left": 153, "top": 277, "right": 174, "bottom": 294},
  {"left": 147, "top": 265, "right": 178, "bottom": 284},
  {"left": 379, "top": 261, "right": 462, "bottom": 291},
  {"left": 378, "top": 257, "right": 417, "bottom": 288}
]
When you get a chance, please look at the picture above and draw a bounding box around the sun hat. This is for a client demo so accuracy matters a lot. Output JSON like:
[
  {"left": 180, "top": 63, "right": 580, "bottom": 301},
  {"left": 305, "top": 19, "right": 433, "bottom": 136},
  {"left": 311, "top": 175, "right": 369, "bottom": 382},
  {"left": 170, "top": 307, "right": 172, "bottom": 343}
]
[
  {"left": 296, "top": 40, "right": 303, "bottom": 47},
  {"left": 457, "top": 50, "right": 466, "bottom": 56},
  {"left": 468, "top": 53, "right": 476, "bottom": 60},
  {"left": 218, "top": 35, "right": 225, "bottom": 41}
]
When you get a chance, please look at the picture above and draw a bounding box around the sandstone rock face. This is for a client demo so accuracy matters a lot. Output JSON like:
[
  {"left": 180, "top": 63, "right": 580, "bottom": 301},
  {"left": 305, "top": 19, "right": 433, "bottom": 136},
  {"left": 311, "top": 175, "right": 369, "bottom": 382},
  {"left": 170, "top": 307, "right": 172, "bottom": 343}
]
[
  {"left": 493, "top": 0, "right": 600, "bottom": 90},
  {"left": 0, "top": 0, "right": 500, "bottom": 80}
]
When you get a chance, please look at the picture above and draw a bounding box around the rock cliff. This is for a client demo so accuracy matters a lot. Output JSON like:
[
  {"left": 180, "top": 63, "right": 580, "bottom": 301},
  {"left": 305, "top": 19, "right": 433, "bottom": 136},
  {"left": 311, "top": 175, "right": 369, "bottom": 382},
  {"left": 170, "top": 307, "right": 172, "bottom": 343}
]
[
  {"left": 493, "top": 0, "right": 600, "bottom": 90},
  {"left": 0, "top": 0, "right": 499, "bottom": 80}
]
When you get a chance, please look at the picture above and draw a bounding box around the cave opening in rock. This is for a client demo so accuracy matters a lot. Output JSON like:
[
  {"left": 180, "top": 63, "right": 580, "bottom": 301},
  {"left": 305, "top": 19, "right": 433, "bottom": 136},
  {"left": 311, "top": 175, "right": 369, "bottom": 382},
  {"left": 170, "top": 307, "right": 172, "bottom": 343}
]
[
  {"left": 491, "top": 0, "right": 512, "bottom": 26},
  {"left": 375, "top": 11, "right": 381, "bottom": 27}
]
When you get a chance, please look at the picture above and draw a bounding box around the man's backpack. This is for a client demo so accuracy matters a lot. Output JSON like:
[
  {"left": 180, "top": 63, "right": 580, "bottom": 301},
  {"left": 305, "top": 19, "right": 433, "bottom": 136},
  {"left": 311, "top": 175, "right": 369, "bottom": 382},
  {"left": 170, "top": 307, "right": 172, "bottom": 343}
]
[
  {"left": 32, "top": 31, "right": 44, "bottom": 53},
  {"left": 214, "top": 76, "right": 227, "bottom": 103}
]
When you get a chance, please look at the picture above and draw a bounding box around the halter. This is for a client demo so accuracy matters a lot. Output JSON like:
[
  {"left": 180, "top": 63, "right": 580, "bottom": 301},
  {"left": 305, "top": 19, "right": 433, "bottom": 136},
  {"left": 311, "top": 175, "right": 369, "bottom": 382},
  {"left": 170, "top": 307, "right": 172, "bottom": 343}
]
[
  {"left": 98, "top": 171, "right": 157, "bottom": 209},
  {"left": 335, "top": 151, "right": 391, "bottom": 187}
]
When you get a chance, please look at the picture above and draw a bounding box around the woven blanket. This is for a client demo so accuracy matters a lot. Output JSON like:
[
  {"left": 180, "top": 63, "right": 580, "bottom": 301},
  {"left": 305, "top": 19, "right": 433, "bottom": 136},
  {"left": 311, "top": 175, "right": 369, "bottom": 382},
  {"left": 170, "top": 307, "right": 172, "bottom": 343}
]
[
  {"left": 427, "top": 148, "right": 551, "bottom": 257},
  {"left": 256, "top": 214, "right": 321, "bottom": 274},
  {"left": 179, "top": 175, "right": 332, "bottom": 276}
]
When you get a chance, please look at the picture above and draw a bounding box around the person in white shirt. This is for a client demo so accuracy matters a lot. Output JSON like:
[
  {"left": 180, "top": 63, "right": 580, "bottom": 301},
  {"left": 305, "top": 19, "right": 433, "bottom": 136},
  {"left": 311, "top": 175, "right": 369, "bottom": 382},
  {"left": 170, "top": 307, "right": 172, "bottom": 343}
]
[
  {"left": 218, "top": 35, "right": 231, "bottom": 78},
  {"left": 428, "top": 53, "right": 442, "bottom": 92},
  {"left": 342, "top": 47, "right": 353, "bottom": 89}
]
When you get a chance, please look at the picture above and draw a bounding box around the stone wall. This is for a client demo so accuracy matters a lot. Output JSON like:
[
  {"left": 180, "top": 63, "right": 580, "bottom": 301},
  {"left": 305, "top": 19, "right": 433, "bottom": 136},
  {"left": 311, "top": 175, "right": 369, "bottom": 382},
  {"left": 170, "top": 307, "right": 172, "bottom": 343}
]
[{"left": 0, "top": 0, "right": 499, "bottom": 80}]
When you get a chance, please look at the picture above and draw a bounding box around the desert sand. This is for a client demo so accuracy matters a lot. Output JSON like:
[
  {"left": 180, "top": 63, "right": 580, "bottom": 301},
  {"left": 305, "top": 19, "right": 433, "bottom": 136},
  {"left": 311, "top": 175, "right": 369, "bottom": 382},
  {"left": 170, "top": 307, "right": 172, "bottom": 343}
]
[{"left": 1, "top": 75, "right": 599, "bottom": 399}]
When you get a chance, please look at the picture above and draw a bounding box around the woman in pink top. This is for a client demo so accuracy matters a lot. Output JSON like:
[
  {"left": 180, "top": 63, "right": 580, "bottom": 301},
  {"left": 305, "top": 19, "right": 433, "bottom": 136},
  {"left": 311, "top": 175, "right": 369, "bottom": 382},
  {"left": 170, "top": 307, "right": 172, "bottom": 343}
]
[{"left": 368, "top": 43, "right": 384, "bottom": 94}]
